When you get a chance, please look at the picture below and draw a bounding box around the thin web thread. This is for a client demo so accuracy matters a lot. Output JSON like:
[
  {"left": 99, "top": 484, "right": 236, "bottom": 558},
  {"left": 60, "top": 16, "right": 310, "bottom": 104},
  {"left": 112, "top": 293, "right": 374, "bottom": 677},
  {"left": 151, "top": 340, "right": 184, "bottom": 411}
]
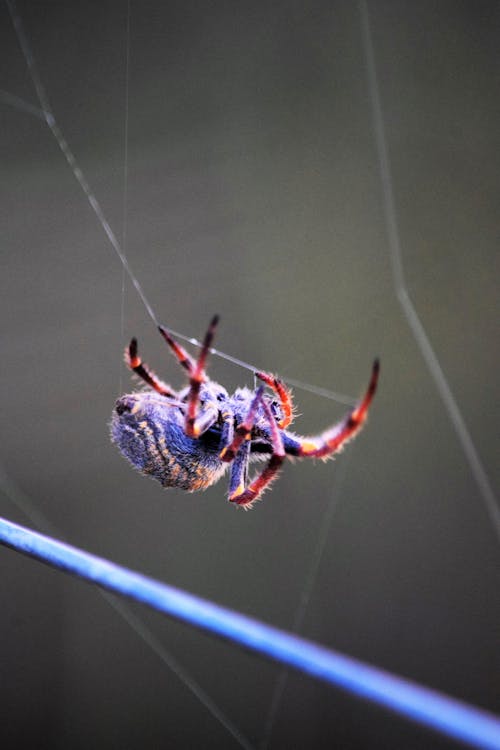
[
  {"left": 4, "top": 0, "right": 356, "bottom": 408},
  {"left": 0, "top": 465, "right": 255, "bottom": 750},
  {"left": 0, "top": 87, "right": 46, "bottom": 119},
  {"left": 359, "top": 0, "right": 500, "bottom": 543},
  {"left": 259, "top": 452, "right": 352, "bottom": 749},
  {"left": 119, "top": 0, "right": 131, "bottom": 397},
  {"left": 6, "top": 0, "right": 158, "bottom": 327}
]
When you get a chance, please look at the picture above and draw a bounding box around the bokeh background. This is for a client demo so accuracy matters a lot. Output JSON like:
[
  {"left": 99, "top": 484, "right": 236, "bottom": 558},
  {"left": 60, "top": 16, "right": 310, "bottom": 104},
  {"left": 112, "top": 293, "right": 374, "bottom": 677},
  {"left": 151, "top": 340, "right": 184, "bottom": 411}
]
[{"left": 1, "top": 2, "right": 499, "bottom": 748}]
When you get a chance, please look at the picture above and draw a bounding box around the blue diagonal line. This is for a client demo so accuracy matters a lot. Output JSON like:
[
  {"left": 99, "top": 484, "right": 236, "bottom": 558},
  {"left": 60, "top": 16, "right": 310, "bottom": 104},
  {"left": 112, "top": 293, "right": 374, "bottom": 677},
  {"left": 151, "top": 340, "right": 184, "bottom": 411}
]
[{"left": 1, "top": 515, "right": 499, "bottom": 750}]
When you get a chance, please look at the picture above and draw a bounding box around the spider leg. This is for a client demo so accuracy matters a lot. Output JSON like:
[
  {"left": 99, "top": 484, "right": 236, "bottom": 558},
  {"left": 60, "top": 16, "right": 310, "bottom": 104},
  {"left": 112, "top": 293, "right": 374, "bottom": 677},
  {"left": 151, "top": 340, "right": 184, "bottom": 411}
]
[
  {"left": 188, "top": 403, "right": 221, "bottom": 438},
  {"left": 219, "top": 407, "right": 235, "bottom": 450},
  {"left": 184, "top": 315, "right": 219, "bottom": 437},
  {"left": 290, "top": 359, "right": 379, "bottom": 459},
  {"left": 255, "top": 371, "right": 293, "bottom": 428},
  {"left": 158, "top": 316, "right": 219, "bottom": 437},
  {"left": 220, "top": 386, "right": 264, "bottom": 462},
  {"left": 158, "top": 326, "right": 197, "bottom": 375},
  {"left": 229, "top": 398, "right": 285, "bottom": 508},
  {"left": 127, "top": 339, "right": 178, "bottom": 397},
  {"left": 227, "top": 441, "right": 251, "bottom": 500}
]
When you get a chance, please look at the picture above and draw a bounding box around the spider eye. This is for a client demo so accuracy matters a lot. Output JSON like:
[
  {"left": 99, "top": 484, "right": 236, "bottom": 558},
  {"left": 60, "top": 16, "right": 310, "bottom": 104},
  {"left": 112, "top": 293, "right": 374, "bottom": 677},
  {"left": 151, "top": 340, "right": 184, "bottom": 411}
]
[{"left": 217, "top": 392, "right": 225, "bottom": 401}]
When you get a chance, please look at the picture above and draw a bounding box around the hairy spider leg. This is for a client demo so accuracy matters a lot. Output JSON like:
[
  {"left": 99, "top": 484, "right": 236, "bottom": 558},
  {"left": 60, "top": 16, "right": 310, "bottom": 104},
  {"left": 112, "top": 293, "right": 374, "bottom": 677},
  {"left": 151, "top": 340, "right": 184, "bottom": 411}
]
[
  {"left": 158, "top": 316, "right": 219, "bottom": 437},
  {"left": 293, "top": 359, "right": 380, "bottom": 459},
  {"left": 188, "top": 403, "right": 220, "bottom": 437},
  {"left": 127, "top": 339, "right": 178, "bottom": 397},
  {"left": 158, "top": 325, "right": 197, "bottom": 374},
  {"left": 227, "top": 440, "right": 251, "bottom": 499},
  {"left": 220, "top": 386, "right": 265, "bottom": 462},
  {"left": 219, "top": 407, "right": 235, "bottom": 449},
  {"left": 184, "top": 315, "right": 219, "bottom": 437},
  {"left": 255, "top": 371, "right": 293, "bottom": 428},
  {"left": 229, "top": 398, "right": 285, "bottom": 507}
]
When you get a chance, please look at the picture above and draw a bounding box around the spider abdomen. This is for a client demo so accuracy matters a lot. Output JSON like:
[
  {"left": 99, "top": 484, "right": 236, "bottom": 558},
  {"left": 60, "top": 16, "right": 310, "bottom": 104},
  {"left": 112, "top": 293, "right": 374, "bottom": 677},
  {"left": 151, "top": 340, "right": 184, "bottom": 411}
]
[{"left": 111, "top": 393, "right": 227, "bottom": 492}]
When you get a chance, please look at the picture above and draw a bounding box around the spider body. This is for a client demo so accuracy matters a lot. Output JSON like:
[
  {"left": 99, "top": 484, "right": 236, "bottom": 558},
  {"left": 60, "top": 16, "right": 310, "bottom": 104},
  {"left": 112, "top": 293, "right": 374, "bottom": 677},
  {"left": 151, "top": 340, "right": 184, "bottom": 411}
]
[
  {"left": 112, "top": 384, "right": 277, "bottom": 492},
  {"left": 112, "top": 390, "right": 226, "bottom": 492},
  {"left": 111, "top": 316, "right": 379, "bottom": 508}
]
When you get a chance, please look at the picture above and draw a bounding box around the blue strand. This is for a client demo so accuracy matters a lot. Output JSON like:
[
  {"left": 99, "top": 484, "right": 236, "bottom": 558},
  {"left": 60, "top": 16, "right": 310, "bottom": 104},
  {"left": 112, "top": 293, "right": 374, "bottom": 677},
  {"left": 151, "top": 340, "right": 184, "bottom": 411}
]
[{"left": 1, "top": 515, "right": 499, "bottom": 750}]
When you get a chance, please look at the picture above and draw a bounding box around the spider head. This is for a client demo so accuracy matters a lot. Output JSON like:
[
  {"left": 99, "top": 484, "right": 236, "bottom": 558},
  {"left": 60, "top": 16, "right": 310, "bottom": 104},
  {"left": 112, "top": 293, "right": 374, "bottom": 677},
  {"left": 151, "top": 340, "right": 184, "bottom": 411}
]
[
  {"left": 178, "top": 380, "right": 229, "bottom": 410},
  {"left": 228, "top": 388, "right": 283, "bottom": 437}
]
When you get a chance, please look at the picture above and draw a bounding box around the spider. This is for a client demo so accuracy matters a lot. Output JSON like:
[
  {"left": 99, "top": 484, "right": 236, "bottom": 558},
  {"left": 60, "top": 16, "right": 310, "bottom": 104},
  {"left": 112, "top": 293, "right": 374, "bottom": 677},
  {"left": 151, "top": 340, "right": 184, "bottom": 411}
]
[{"left": 111, "top": 316, "right": 379, "bottom": 509}]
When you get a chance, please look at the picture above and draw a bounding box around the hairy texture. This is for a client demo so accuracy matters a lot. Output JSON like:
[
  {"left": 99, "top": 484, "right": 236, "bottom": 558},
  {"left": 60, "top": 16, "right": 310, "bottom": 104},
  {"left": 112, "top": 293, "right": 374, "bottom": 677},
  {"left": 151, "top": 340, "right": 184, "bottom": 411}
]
[{"left": 111, "top": 317, "right": 379, "bottom": 507}]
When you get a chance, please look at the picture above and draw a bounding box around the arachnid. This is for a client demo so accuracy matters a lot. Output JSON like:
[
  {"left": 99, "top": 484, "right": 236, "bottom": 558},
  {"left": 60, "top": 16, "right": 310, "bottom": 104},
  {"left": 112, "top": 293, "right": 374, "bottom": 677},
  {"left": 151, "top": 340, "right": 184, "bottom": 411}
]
[{"left": 111, "top": 316, "right": 379, "bottom": 509}]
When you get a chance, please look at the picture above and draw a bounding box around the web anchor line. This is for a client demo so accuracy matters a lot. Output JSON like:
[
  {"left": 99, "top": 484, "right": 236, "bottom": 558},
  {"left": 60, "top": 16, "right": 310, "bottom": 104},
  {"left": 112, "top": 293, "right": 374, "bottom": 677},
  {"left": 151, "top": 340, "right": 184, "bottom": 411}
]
[
  {"left": 118, "top": 0, "right": 131, "bottom": 398},
  {"left": 359, "top": 0, "right": 500, "bottom": 543},
  {"left": 260, "top": 454, "right": 352, "bottom": 749},
  {"left": 4, "top": 0, "right": 355, "bottom": 408}
]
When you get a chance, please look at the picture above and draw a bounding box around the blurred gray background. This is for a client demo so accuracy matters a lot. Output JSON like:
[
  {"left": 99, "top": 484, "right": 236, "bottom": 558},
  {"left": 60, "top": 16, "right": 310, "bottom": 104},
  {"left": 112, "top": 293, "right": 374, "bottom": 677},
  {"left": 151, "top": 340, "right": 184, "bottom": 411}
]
[{"left": 1, "top": 1, "right": 499, "bottom": 748}]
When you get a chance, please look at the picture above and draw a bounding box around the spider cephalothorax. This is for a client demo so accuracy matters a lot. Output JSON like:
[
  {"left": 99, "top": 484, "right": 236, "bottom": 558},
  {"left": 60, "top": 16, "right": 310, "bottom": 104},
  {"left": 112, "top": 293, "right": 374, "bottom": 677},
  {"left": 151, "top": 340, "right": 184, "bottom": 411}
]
[{"left": 111, "top": 316, "right": 379, "bottom": 509}]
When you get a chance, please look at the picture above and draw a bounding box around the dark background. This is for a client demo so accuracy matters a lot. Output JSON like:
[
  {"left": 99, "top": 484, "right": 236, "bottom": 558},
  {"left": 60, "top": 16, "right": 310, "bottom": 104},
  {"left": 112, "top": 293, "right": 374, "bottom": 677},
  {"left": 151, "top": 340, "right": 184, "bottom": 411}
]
[{"left": 1, "top": 2, "right": 499, "bottom": 748}]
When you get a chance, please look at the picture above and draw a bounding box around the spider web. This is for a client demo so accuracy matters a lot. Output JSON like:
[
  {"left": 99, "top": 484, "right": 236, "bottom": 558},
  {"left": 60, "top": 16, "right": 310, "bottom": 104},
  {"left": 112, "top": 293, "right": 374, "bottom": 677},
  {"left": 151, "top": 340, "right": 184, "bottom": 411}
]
[{"left": 2, "top": 6, "right": 500, "bottom": 746}]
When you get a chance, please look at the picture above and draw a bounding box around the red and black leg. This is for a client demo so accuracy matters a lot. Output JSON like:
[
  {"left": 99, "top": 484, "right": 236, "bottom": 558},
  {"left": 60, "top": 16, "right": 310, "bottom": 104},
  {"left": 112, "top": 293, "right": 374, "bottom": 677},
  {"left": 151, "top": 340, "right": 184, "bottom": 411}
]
[
  {"left": 255, "top": 371, "right": 293, "bottom": 428},
  {"left": 158, "top": 326, "right": 197, "bottom": 374},
  {"left": 292, "top": 359, "right": 379, "bottom": 459},
  {"left": 184, "top": 315, "right": 219, "bottom": 437},
  {"left": 127, "top": 339, "right": 178, "bottom": 397},
  {"left": 158, "top": 316, "right": 219, "bottom": 437},
  {"left": 227, "top": 395, "right": 285, "bottom": 508},
  {"left": 220, "top": 386, "right": 265, "bottom": 463}
]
